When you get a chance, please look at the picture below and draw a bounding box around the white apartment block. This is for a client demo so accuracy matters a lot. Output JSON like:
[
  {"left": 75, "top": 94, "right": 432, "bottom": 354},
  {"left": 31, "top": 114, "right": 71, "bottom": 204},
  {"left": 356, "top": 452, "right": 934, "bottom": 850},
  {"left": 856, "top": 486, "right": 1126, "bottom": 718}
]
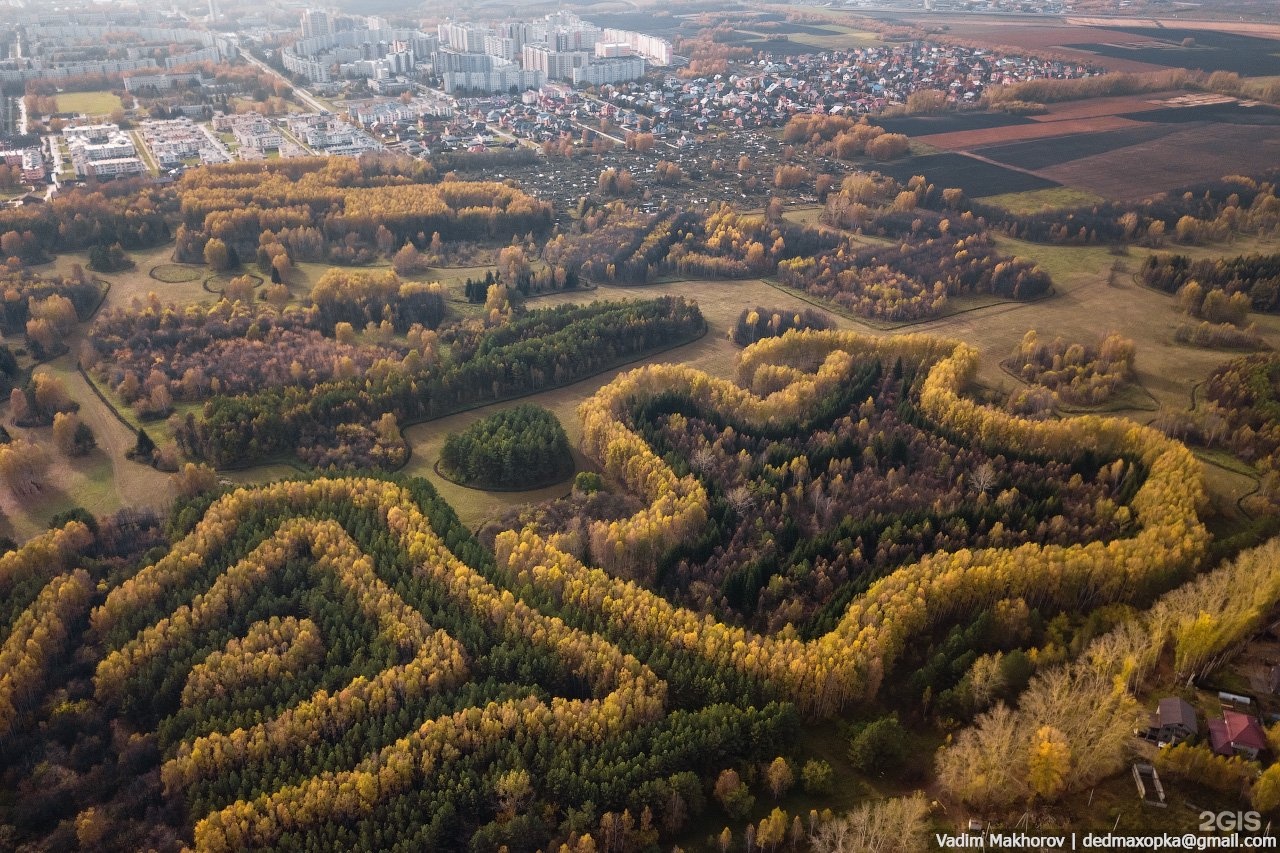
[
  {"left": 438, "top": 22, "right": 489, "bottom": 53},
  {"left": 522, "top": 45, "right": 589, "bottom": 81},
  {"left": 84, "top": 157, "right": 147, "bottom": 177},
  {"left": 232, "top": 120, "right": 283, "bottom": 151},
  {"left": 442, "top": 65, "right": 543, "bottom": 94},
  {"left": 484, "top": 36, "right": 518, "bottom": 62},
  {"left": 283, "top": 51, "right": 331, "bottom": 84},
  {"left": 600, "top": 28, "right": 672, "bottom": 65},
  {"left": 66, "top": 124, "right": 140, "bottom": 177},
  {"left": 301, "top": 9, "right": 331, "bottom": 39},
  {"left": 137, "top": 118, "right": 232, "bottom": 167},
  {"left": 573, "top": 56, "right": 646, "bottom": 87}
]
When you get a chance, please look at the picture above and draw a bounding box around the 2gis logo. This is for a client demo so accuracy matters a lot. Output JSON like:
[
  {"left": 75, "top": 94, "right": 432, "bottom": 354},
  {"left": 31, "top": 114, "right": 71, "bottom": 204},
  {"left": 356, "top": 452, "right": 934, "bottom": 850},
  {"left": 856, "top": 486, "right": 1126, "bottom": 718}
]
[{"left": 1200, "top": 811, "right": 1264, "bottom": 834}]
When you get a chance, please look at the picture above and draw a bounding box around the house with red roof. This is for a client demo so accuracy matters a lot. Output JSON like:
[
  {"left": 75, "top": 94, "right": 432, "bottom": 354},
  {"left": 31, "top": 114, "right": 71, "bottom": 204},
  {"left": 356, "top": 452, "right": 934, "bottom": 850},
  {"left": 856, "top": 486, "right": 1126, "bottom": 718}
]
[{"left": 1208, "top": 709, "right": 1268, "bottom": 760}]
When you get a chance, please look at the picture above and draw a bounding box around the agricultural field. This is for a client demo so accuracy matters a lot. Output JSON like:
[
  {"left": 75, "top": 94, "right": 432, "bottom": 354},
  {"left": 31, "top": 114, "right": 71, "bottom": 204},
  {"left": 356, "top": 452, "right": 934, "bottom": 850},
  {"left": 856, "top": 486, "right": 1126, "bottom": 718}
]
[
  {"left": 1064, "top": 27, "right": 1280, "bottom": 77},
  {"left": 53, "top": 90, "right": 123, "bottom": 116},
  {"left": 1037, "top": 122, "right": 1280, "bottom": 200},
  {"left": 868, "top": 152, "right": 1060, "bottom": 197},
  {"left": 890, "top": 97, "right": 1280, "bottom": 201}
]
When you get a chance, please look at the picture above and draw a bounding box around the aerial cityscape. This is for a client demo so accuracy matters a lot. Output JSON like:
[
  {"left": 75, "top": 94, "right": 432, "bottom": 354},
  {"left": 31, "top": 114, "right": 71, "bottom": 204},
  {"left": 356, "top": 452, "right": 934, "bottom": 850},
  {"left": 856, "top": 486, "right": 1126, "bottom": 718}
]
[{"left": 1, "top": 0, "right": 1280, "bottom": 850}]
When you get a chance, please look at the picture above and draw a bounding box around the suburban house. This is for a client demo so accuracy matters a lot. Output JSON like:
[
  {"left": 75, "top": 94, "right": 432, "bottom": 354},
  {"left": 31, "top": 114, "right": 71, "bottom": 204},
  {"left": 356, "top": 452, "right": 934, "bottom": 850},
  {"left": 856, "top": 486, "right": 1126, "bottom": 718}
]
[
  {"left": 1209, "top": 709, "right": 1268, "bottom": 760},
  {"left": 1150, "top": 697, "right": 1199, "bottom": 745}
]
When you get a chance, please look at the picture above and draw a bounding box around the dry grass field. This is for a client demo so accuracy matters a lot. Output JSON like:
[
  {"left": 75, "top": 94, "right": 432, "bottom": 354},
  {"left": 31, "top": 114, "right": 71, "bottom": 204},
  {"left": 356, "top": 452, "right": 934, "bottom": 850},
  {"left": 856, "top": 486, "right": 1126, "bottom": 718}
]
[
  {"left": 54, "top": 90, "right": 123, "bottom": 116},
  {"left": 0, "top": 356, "right": 171, "bottom": 543},
  {"left": 1026, "top": 95, "right": 1171, "bottom": 122},
  {"left": 977, "top": 187, "right": 1108, "bottom": 213}
]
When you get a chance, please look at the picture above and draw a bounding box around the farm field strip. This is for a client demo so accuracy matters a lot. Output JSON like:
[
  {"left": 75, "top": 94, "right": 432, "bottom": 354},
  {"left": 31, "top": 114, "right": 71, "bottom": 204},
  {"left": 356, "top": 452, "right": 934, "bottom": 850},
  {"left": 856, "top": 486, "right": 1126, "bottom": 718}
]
[
  {"left": 914, "top": 115, "right": 1145, "bottom": 151},
  {"left": 970, "top": 123, "right": 1184, "bottom": 171},
  {"left": 1024, "top": 94, "right": 1177, "bottom": 122}
]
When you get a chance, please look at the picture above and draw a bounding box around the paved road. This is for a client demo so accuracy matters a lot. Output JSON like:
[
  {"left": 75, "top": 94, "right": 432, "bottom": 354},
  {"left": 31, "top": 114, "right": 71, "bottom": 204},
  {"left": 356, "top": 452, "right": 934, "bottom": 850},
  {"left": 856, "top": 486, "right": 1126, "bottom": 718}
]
[{"left": 241, "top": 51, "right": 331, "bottom": 114}]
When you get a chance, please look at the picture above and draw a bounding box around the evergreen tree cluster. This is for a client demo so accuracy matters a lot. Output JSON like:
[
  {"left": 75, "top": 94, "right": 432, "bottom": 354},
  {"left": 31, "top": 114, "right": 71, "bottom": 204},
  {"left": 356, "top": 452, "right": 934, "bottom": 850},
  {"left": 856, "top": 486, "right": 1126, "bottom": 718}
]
[{"left": 440, "top": 404, "right": 574, "bottom": 489}]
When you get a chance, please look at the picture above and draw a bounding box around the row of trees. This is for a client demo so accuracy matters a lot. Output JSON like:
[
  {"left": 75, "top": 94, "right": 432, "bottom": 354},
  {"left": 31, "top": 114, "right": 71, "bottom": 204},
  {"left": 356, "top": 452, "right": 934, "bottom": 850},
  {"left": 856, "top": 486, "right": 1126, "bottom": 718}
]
[
  {"left": 87, "top": 296, "right": 404, "bottom": 424},
  {"left": 83, "top": 475, "right": 668, "bottom": 850},
  {"left": 498, "top": 329, "right": 1206, "bottom": 716},
  {"left": 1143, "top": 251, "right": 1280, "bottom": 314},
  {"left": 151, "top": 519, "right": 469, "bottom": 793},
  {"left": 0, "top": 519, "right": 94, "bottom": 627},
  {"left": 1201, "top": 353, "right": 1280, "bottom": 504},
  {"left": 781, "top": 114, "right": 910, "bottom": 162},
  {"left": 621, "top": 357, "right": 1138, "bottom": 635},
  {"left": 1174, "top": 320, "right": 1268, "bottom": 351},
  {"left": 0, "top": 182, "right": 174, "bottom": 258},
  {"left": 309, "top": 269, "right": 446, "bottom": 332},
  {"left": 179, "top": 615, "right": 324, "bottom": 707},
  {"left": 170, "top": 297, "right": 705, "bottom": 467},
  {"left": 729, "top": 307, "right": 834, "bottom": 347},
  {"left": 171, "top": 158, "right": 552, "bottom": 264},
  {"left": 0, "top": 267, "right": 101, "bottom": 337},
  {"left": 0, "top": 570, "right": 94, "bottom": 739}
]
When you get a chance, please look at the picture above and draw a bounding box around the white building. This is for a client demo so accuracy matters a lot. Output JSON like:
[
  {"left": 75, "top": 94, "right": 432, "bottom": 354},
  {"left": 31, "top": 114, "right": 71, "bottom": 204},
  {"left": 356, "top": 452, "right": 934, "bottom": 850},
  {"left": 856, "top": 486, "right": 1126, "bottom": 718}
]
[
  {"left": 438, "top": 22, "right": 489, "bottom": 54},
  {"left": 484, "top": 35, "right": 518, "bottom": 63},
  {"left": 600, "top": 28, "right": 672, "bottom": 65},
  {"left": 231, "top": 118, "right": 282, "bottom": 150},
  {"left": 302, "top": 9, "right": 331, "bottom": 39},
  {"left": 85, "top": 157, "right": 147, "bottom": 177},
  {"left": 137, "top": 118, "right": 232, "bottom": 167},
  {"left": 284, "top": 51, "right": 331, "bottom": 84},
  {"left": 522, "top": 45, "right": 589, "bottom": 81},
  {"left": 66, "top": 124, "right": 140, "bottom": 177},
  {"left": 573, "top": 57, "right": 646, "bottom": 87}
]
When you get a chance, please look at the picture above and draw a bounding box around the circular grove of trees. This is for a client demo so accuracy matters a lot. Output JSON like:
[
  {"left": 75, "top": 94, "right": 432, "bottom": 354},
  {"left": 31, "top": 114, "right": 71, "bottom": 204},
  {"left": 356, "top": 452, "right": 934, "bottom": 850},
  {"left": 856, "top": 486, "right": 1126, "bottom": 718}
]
[{"left": 439, "top": 404, "right": 574, "bottom": 490}]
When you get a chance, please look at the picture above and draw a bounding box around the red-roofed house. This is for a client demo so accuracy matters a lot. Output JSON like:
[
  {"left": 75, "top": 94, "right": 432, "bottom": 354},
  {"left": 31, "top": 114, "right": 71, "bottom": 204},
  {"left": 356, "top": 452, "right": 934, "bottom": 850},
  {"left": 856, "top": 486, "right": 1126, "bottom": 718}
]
[{"left": 1209, "top": 710, "right": 1268, "bottom": 760}]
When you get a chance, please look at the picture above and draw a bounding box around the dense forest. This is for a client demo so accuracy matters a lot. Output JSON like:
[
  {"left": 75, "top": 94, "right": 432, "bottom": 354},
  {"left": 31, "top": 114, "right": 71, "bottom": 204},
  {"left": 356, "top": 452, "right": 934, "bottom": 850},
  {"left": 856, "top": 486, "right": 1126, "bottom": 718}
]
[
  {"left": 440, "top": 404, "right": 574, "bottom": 490},
  {"left": 0, "top": 475, "right": 790, "bottom": 852},
  {"left": 587, "top": 350, "right": 1141, "bottom": 637},
  {"left": 778, "top": 234, "right": 1051, "bottom": 321},
  {"left": 5, "top": 100, "right": 1280, "bottom": 851},
  {"left": 541, "top": 200, "right": 1049, "bottom": 322},
  {"left": 1141, "top": 251, "right": 1280, "bottom": 313},
  {"left": 1201, "top": 353, "right": 1280, "bottom": 504},
  {"left": 0, "top": 325, "right": 1214, "bottom": 851},
  {"left": 165, "top": 297, "right": 705, "bottom": 467},
  {"left": 170, "top": 157, "right": 552, "bottom": 266}
]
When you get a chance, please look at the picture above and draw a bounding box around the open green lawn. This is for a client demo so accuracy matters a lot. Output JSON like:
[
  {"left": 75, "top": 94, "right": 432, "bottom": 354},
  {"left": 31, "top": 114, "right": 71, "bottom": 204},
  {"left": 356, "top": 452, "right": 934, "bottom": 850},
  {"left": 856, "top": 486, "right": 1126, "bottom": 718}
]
[
  {"left": 55, "top": 90, "right": 123, "bottom": 116},
  {"left": 0, "top": 356, "right": 171, "bottom": 543},
  {"left": 978, "top": 186, "right": 1107, "bottom": 214}
]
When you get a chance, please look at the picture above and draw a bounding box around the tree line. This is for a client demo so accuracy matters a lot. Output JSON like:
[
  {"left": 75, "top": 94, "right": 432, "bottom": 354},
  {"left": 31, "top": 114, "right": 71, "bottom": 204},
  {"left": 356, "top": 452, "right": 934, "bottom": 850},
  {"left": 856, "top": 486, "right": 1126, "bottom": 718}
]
[
  {"left": 168, "top": 297, "right": 705, "bottom": 467},
  {"left": 500, "top": 329, "right": 1206, "bottom": 716}
]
